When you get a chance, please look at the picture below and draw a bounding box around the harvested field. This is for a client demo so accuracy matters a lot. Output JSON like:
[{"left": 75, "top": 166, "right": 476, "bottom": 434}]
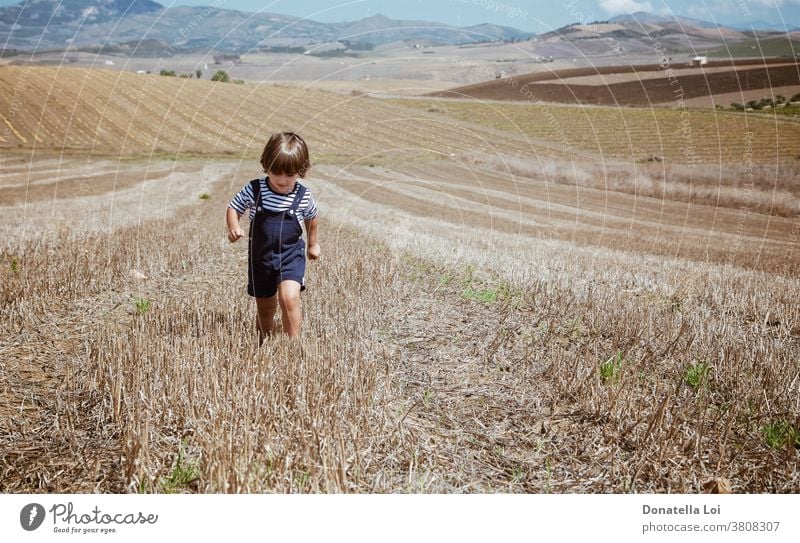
[
  {"left": 390, "top": 97, "right": 800, "bottom": 164},
  {"left": 1, "top": 67, "right": 798, "bottom": 494},
  {"left": 0, "top": 66, "right": 535, "bottom": 162},
  {"left": 1, "top": 148, "right": 798, "bottom": 493}
]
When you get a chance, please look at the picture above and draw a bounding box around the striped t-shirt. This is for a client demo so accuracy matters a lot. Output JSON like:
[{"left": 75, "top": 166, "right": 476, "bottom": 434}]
[{"left": 228, "top": 177, "right": 318, "bottom": 223}]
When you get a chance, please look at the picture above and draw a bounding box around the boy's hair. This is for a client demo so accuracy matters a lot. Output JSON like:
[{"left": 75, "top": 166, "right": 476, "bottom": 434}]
[{"left": 260, "top": 132, "right": 310, "bottom": 178}]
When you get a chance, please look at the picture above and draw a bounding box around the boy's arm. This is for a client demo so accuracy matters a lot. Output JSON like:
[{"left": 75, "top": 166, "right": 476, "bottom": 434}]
[
  {"left": 304, "top": 216, "right": 320, "bottom": 259},
  {"left": 226, "top": 207, "right": 245, "bottom": 243}
]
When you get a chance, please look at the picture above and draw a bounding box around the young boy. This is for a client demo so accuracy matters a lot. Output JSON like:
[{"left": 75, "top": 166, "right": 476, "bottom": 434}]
[{"left": 226, "top": 132, "right": 320, "bottom": 341}]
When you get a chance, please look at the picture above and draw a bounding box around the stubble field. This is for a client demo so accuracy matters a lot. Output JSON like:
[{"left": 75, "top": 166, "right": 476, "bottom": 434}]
[{"left": 1, "top": 66, "right": 799, "bottom": 493}]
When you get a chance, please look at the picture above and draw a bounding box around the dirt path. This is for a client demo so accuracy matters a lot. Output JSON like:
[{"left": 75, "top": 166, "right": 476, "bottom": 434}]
[{"left": 386, "top": 271, "right": 555, "bottom": 491}]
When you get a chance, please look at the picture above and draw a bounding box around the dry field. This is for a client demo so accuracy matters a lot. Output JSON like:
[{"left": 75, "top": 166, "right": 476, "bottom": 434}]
[
  {"left": 0, "top": 66, "right": 534, "bottom": 161},
  {"left": 432, "top": 60, "right": 800, "bottom": 107},
  {"left": 1, "top": 67, "right": 799, "bottom": 493},
  {"left": 392, "top": 97, "right": 800, "bottom": 166}
]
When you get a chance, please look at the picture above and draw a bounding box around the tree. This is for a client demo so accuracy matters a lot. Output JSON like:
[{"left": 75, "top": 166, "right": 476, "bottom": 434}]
[
  {"left": 159, "top": 69, "right": 176, "bottom": 77},
  {"left": 211, "top": 70, "right": 230, "bottom": 83},
  {"left": 196, "top": 69, "right": 202, "bottom": 79}
]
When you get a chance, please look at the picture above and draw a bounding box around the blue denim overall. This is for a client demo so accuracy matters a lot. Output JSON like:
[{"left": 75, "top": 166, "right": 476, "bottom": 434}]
[{"left": 247, "top": 178, "right": 307, "bottom": 298}]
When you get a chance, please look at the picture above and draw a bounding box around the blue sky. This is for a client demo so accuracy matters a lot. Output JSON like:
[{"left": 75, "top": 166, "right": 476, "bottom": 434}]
[{"left": 1, "top": 0, "right": 799, "bottom": 30}]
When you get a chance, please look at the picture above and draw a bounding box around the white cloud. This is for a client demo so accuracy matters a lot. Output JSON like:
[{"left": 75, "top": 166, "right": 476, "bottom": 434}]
[{"left": 599, "top": 0, "right": 655, "bottom": 13}]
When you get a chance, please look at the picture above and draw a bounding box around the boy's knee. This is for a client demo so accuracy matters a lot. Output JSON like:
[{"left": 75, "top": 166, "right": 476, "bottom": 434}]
[{"left": 278, "top": 289, "right": 300, "bottom": 311}]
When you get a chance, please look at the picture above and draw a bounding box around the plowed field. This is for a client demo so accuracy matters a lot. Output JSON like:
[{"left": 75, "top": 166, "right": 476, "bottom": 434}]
[{"left": 431, "top": 60, "right": 800, "bottom": 107}]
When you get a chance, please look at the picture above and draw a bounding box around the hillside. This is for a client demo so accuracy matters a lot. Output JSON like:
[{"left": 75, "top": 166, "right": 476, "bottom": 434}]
[
  {"left": 707, "top": 35, "right": 800, "bottom": 57},
  {"left": 3, "top": 65, "right": 800, "bottom": 169},
  {"left": 429, "top": 59, "right": 800, "bottom": 112},
  {"left": 0, "top": 2, "right": 532, "bottom": 52},
  {"left": 0, "top": 66, "right": 535, "bottom": 160},
  {"left": 535, "top": 13, "right": 777, "bottom": 58}
]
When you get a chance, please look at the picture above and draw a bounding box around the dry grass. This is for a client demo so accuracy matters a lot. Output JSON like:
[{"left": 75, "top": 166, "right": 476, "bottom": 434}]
[
  {"left": 389, "top": 97, "right": 800, "bottom": 165},
  {"left": 469, "top": 154, "right": 800, "bottom": 218},
  {"left": 383, "top": 257, "right": 800, "bottom": 492},
  {"left": 0, "top": 66, "right": 534, "bottom": 164},
  {"left": 1, "top": 151, "right": 798, "bottom": 493}
]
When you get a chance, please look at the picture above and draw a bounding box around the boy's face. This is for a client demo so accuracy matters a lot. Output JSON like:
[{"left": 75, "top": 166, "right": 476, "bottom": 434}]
[{"left": 268, "top": 171, "right": 298, "bottom": 195}]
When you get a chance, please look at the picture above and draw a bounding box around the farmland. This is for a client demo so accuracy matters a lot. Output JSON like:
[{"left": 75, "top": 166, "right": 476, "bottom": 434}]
[
  {"left": 391, "top": 96, "right": 800, "bottom": 166},
  {"left": 1, "top": 66, "right": 799, "bottom": 493},
  {"left": 0, "top": 66, "right": 534, "bottom": 161},
  {"left": 431, "top": 59, "right": 800, "bottom": 107}
]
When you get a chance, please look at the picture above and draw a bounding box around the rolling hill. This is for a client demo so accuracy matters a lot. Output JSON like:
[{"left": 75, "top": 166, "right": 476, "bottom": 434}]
[
  {"left": 0, "top": 65, "right": 534, "bottom": 160},
  {"left": 0, "top": 1, "right": 532, "bottom": 52},
  {"left": 535, "top": 12, "right": 780, "bottom": 57}
]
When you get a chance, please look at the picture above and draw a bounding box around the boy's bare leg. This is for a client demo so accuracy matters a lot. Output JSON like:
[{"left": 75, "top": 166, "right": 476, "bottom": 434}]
[
  {"left": 255, "top": 295, "right": 278, "bottom": 344},
  {"left": 277, "top": 280, "right": 302, "bottom": 338}
]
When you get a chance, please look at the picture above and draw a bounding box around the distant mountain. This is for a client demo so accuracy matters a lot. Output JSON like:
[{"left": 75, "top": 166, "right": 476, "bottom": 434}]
[
  {"left": 0, "top": 3, "right": 533, "bottom": 53},
  {"left": 0, "top": 0, "right": 162, "bottom": 26},
  {"left": 608, "top": 12, "right": 721, "bottom": 29},
  {"left": 327, "top": 14, "right": 529, "bottom": 45},
  {"left": 463, "top": 23, "right": 530, "bottom": 42},
  {"left": 536, "top": 12, "right": 781, "bottom": 57}
]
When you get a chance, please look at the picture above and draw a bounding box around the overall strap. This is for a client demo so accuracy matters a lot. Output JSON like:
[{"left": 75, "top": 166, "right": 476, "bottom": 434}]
[
  {"left": 250, "top": 178, "right": 262, "bottom": 209},
  {"left": 289, "top": 184, "right": 307, "bottom": 213}
]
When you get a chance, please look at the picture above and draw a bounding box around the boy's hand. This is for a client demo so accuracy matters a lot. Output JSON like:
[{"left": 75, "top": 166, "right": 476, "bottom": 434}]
[
  {"left": 228, "top": 227, "right": 244, "bottom": 243},
  {"left": 307, "top": 243, "right": 320, "bottom": 260}
]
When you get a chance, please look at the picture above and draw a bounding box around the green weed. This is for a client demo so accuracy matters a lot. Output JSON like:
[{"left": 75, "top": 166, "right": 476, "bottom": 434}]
[
  {"left": 685, "top": 360, "right": 711, "bottom": 389},
  {"left": 439, "top": 272, "right": 456, "bottom": 286},
  {"left": 600, "top": 351, "right": 624, "bottom": 384},
  {"left": 159, "top": 443, "right": 200, "bottom": 493},
  {"left": 134, "top": 298, "right": 150, "bottom": 315},
  {"left": 462, "top": 287, "right": 499, "bottom": 303},
  {"left": 199, "top": 193, "right": 211, "bottom": 200},
  {"left": 464, "top": 264, "right": 476, "bottom": 285},
  {"left": 292, "top": 469, "right": 311, "bottom": 492},
  {"left": 9, "top": 256, "right": 19, "bottom": 275},
  {"left": 762, "top": 420, "right": 800, "bottom": 449}
]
